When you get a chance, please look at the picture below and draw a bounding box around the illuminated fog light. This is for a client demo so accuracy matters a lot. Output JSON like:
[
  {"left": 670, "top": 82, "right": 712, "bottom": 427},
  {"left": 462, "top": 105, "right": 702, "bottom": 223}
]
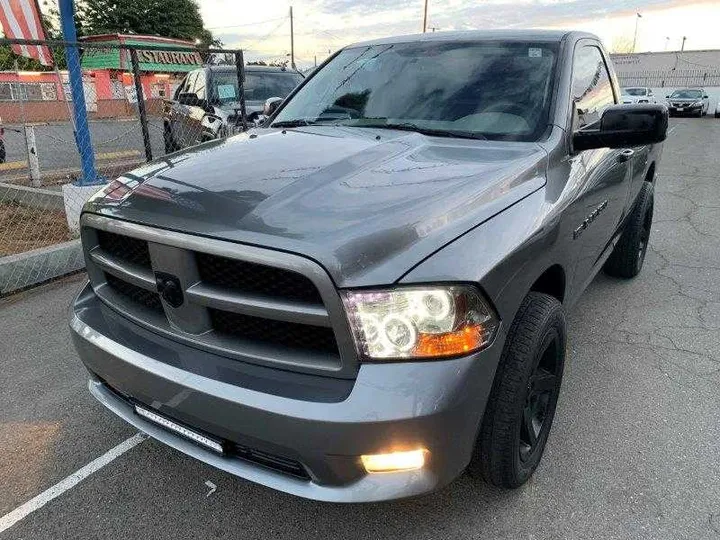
[
  {"left": 361, "top": 449, "right": 426, "bottom": 473},
  {"left": 135, "top": 405, "right": 224, "bottom": 454}
]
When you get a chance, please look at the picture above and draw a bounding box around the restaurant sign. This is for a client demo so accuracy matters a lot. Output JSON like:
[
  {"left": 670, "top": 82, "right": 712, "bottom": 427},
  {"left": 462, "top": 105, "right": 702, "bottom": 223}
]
[{"left": 81, "top": 40, "right": 203, "bottom": 72}]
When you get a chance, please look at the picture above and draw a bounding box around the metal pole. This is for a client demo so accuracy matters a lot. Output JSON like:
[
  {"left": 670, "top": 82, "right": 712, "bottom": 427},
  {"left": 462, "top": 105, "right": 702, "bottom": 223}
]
[
  {"left": 290, "top": 6, "right": 296, "bottom": 70},
  {"left": 25, "top": 125, "right": 41, "bottom": 187},
  {"left": 423, "top": 0, "right": 428, "bottom": 33},
  {"left": 235, "top": 50, "right": 248, "bottom": 132},
  {"left": 681, "top": 36, "right": 686, "bottom": 52},
  {"left": 58, "top": 0, "right": 100, "bottom": 185},
  {"left": 129, "top": 49, "right": 153, "bottom": 162}
]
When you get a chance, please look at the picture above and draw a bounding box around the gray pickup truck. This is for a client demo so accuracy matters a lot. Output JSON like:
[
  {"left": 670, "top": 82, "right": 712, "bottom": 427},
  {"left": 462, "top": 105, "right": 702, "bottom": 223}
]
[{"left": 70, "top": 30, "right": 667, "bottom": 502}]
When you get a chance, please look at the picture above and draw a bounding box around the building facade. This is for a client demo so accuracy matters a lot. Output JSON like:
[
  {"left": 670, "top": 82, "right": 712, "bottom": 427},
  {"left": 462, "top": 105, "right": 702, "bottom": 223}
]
[{"left": 0, "top": 34, "right": 202, "bottom": 123}]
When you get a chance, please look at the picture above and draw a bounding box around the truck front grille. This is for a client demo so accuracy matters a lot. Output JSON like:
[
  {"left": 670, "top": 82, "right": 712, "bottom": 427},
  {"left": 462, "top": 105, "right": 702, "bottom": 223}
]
[
  {"left": 209, "top": 308, "right": 338, "bottom": 354},
  {"left": 196, "top": 253, "right": 323, "bottom": 305},
  {"left": 97, "top": 230, "right": 152, "bottom": 268},
  {"left": 81, "top": 215, "right": 356, "bottom": 378},
  {"left": 105, "top": 273, "right": 163, "bottom": 313}
]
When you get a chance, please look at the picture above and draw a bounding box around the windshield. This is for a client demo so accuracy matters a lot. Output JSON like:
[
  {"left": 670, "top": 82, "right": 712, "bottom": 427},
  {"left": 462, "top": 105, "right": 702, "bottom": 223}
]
[
  {"left": 272, "top": 41, "right": 559, "bottom": 141},
  {"left": 670, "top": 89, "right": 703, "bottom": 99},
  {"left": 211, "top": 71, "right": 303, "bottom": 104},
  {"left": 622, "top": 88, "right": 647, "bottom": 96}
]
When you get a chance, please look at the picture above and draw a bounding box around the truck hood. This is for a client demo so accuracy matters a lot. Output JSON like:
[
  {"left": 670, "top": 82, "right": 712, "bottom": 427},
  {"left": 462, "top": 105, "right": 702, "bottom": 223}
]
[{"left": 87, "top": 126, "right": 547, "bottom": 287}]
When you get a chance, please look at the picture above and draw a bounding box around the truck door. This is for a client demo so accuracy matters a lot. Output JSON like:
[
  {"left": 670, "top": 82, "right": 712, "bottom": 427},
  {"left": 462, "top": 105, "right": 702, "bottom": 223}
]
[
  {"left": 568, "top": 43, "right": 632, "bottom": 293},
  {"left": 187, "top": 70, "right": 209, "bottom": 145},
  {"left": 171, "top": 71, "right": 197, "bottom": 148}
]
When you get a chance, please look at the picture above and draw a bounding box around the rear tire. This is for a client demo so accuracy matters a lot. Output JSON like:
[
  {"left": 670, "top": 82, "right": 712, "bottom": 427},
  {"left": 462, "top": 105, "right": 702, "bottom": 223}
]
[
  {"left": 604, "top": 181, "right": 654, "bottom": 279},
  {"left": 469, "top": 292, "right": 566, "bottom": 488},
  {"left": 0, "top": 140, "right": 5, "bottom": 163}
]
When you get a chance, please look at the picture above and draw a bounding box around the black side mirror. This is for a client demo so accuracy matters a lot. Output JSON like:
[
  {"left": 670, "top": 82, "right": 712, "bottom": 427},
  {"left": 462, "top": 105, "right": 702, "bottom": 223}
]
[
  {"left": 665, "top": 95, "right": 670, "bottom": 98},
  {"left": 263, "top": 97, "right": 283, "bottom": 116},
  {"left": 703, "top": 95, "right": 709, "bottom": 99},
  {"left": 573, "top": 104, "right": 668, "bottom": 152}
]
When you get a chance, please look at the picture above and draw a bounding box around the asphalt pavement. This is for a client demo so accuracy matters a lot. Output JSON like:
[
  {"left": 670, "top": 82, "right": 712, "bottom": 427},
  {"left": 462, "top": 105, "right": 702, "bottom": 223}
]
[
  {"left": 1, "top": 117, "right": 719, "bottom": 539},
  {"left": 0, "top": 118, "right": 165, "bottom": 181}
]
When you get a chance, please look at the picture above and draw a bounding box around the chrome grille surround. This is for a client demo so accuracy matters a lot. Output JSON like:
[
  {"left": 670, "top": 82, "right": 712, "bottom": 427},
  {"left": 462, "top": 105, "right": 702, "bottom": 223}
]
[{"left": 80, "top": 213, "right": 358, "bottom": 378}]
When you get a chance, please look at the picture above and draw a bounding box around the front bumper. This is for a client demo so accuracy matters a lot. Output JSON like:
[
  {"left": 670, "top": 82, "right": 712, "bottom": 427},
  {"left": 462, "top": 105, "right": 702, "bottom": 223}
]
[
  {"left": 668, "top": 103, "right": 703, "bottom": 114},
  {"left": 70, "top": 283, "right": 501, "bottom": 502}
]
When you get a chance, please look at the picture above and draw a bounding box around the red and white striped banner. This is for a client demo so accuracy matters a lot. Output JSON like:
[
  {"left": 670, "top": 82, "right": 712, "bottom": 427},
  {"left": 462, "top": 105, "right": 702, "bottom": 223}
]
[{"left": 0, "top": 0, "right": 53, "bottom": 66}]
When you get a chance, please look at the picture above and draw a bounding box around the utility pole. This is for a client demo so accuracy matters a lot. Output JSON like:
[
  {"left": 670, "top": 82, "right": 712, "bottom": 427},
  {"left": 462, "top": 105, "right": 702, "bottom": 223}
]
[
  {"left": 632, "top": 12, "right": 642, "bottom": 53},
  {"left": 314, "top": 55, "right": 317, "bottom": 67},
  {"left": 681, "top": 36, "right": 686, "bottom": 52},
  {"left": 289, "top": 6, "right": 296, "bottom": 70},
  {"left": 422, "top": 0, "right": 428, "bottom": 33}
]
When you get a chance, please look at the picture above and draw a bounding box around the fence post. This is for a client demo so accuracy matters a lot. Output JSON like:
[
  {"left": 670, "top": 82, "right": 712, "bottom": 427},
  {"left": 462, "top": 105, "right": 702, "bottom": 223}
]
[
  {"left": 24, "top": 125, "right": 41, "bottom": 187},
  {"left": 129, "top": 48, "right": 153, "bottom": 162},
  {"left": 58, "top": 0, "right": 101, "bottom": 186},
  {"left": 234, "top": 50, "right": 248, "bottom": 132}
]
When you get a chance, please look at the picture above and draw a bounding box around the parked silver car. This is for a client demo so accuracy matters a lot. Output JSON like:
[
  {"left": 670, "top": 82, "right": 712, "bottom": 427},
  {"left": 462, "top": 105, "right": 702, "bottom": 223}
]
[
  {"left": 71, "top": 30, "right": 667, "bottom": 502},
  {"left": 666, "top": 88, "right": 710, "bottom": 117}
]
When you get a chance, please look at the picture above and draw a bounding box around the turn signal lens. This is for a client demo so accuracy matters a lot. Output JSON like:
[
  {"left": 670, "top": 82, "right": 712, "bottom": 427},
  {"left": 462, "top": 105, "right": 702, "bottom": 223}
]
[
  {"left": 361, "top": 449, "right": 426, "bottom": 473},
  {"left": 341, "top": 285, "right": 499, "bottom": 360},
  {"left": 414, "top": 324, "right": 485, "bottom": 357}
]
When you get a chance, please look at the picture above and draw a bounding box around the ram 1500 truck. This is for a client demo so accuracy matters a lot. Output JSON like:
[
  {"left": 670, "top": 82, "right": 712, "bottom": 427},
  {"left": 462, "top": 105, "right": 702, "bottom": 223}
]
[{"left": 70, "top": 30, "right": 667, "bottom": 502}]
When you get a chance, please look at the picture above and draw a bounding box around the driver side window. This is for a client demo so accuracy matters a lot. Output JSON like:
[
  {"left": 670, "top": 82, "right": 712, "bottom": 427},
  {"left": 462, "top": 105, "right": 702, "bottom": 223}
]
[
  {"left": 194, "top": 71, "right": 207, "bottom": 100},
  {"left": 174, "top": 75, "right": 189, "bottom": 99},
  {"left": 571, "top": 45, "right": 615, "bottom": 130},
  {"left": 184, "top": 71, "right": 198, "bottom": 96}
]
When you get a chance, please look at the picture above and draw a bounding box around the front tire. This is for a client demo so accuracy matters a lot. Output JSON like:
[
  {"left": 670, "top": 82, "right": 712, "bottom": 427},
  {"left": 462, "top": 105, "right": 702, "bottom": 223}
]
[
  {"left": 470, "top": 292, "right": 566, "bottom": 488},
  {"left": 604, "top": 181, "right": 654, "bottom": 278}
]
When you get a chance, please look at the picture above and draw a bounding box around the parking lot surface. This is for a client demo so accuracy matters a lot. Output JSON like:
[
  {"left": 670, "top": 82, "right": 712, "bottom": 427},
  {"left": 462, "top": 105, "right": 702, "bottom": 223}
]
[{"left": 1, "top": 118, "right": 719, "bottom": 539}]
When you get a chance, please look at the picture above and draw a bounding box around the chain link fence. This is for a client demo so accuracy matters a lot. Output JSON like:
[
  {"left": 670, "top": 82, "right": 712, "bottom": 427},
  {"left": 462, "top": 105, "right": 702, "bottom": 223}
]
[
  {"left": 617, "top": 68, "right": 720, "bottom": 88},
  {"left": 0, "top": 38, "right": 247, "bottom": 295}
]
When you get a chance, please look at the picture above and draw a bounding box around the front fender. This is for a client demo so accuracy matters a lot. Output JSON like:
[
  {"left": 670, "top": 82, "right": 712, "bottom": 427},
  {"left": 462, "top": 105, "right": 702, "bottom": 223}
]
[{"left": 399, "top": 187, "right": 571, "bottom": 328}]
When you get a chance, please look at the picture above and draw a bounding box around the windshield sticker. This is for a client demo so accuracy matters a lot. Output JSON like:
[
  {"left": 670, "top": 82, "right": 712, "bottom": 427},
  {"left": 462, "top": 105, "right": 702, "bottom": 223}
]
[
  {"left": 528, "top": 48, "right": 542, "bottom": 58},
  {"left": 217, "top": 84, "right": 236, "bottom": 99}
]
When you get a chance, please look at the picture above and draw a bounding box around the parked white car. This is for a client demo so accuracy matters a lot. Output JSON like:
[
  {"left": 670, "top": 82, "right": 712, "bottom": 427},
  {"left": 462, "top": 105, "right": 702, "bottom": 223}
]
[{"left": 621, "top": 87, "right": 656, "bottom": 104}]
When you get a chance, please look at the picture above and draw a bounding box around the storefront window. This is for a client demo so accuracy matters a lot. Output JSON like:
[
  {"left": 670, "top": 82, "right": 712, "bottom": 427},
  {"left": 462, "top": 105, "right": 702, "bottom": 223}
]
[{"left": 0, "top": 82, "right": 56, "bottom": 101}]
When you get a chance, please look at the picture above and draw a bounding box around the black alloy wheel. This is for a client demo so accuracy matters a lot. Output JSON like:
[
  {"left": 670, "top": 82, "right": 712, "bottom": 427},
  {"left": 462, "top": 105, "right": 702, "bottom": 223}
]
[{"left": 519, "top": 332, "right": 561, "bottom": 463}]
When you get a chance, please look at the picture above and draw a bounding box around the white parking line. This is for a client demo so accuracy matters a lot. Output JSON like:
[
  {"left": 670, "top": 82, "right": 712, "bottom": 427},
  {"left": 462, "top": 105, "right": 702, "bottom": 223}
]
[
  {"left": 668, "top": 124, "right": 679, "bottom": 136},
  {"left": 0, "top": 433, "right": 147, "bottom": 534}
]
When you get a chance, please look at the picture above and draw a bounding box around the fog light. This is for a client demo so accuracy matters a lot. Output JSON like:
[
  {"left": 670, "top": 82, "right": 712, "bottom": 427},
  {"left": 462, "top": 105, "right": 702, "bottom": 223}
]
[{"left": 361, "top": 449, "right": 426, "bottom": 473}]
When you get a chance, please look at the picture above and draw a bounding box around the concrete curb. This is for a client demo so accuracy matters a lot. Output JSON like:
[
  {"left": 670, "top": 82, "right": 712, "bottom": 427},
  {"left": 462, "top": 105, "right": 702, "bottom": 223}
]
[
  {"left": 0, "top": 239, "right": 85, "bottom": 296},
  {"left": 0, "top": 181, "right": 64, "bottom": 211}
]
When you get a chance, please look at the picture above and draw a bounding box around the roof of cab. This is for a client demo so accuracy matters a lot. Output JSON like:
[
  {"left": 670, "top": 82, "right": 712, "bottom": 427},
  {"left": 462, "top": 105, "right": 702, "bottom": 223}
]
[{"left": 348, "top": 29, "right": 597, "bottom": 49}]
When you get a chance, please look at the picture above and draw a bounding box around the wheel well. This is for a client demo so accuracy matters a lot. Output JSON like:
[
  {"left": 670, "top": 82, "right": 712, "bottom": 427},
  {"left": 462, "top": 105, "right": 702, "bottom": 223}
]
[
  {"left": 530, "top": 265, "right": 566, "bottom": 303},
  {"left": 645, "top": 163, "right": 656, "bottom": 183}
]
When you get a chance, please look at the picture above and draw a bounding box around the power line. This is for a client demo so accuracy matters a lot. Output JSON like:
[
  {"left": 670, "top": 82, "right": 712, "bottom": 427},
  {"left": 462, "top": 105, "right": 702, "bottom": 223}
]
[
  {"left": 207, "top": 16, "right": 287, "bottom": 31},
  {"left": 242, "top": 17, "right": 289, "bottom": 50}
]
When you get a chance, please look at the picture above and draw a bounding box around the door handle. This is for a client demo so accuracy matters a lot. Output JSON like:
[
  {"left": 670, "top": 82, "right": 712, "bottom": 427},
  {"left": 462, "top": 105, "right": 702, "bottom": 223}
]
[{"left": 616, "top": 149, "right": 634, "bottom": 163}]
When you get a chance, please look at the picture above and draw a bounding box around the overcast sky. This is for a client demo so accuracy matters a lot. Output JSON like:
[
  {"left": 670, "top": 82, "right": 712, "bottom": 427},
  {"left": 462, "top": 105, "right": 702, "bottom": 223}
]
[{"left": 198, "top": 0, "right": 720, "bottom": 66}]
